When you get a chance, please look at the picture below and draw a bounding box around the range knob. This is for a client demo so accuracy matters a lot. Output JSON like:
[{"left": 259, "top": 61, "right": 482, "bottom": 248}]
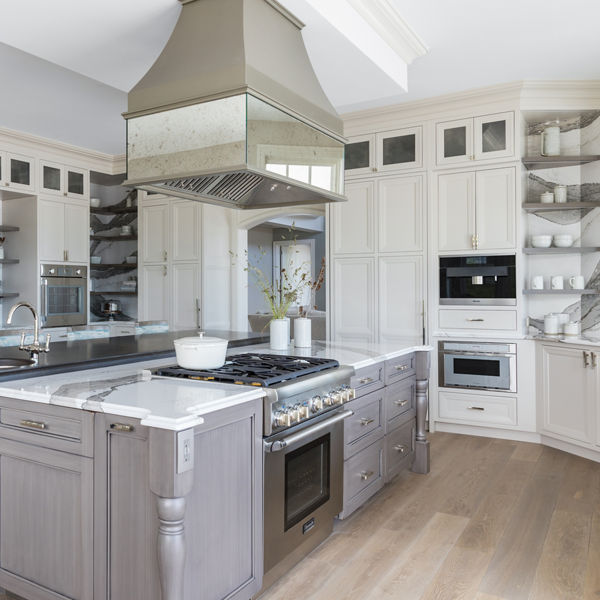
[
  {"left": 298, "top": 404, "right": 310, "bottom": 419},
  {"left": 288, "top": 407, "right": 301, "bottom": 424},
  {"left": 272, "top": 410, "right": 291, "bottom": 428},
  {"left": 323, "top": 394, "right": 334, "bottom": 407},
  {"left": 310, "top": 395, "right": 323, "bottom": 413}
]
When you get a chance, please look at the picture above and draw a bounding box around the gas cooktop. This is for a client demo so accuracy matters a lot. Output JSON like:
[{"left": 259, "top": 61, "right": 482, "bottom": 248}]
[{"left": 155, "top": 353, "right": 340, "bottom": 387}]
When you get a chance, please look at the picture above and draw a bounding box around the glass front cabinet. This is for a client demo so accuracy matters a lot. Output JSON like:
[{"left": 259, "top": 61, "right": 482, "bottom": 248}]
[
  {"left": 40, "top": 160, "right": 88, "bottom": 200},
  {"left": 0, "top": 151, "right": 35, "bottom": 193},
  {"left": 436, "top": 111, "right": 514, "bottom": 166},
  {"left": 345, "top": 126, "right": 423, "bottom": 177}
]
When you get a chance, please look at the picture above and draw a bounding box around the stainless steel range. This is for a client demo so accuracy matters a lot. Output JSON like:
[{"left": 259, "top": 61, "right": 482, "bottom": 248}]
[{"left": 155, "top": 353, "right": 355, "bottom": 586}]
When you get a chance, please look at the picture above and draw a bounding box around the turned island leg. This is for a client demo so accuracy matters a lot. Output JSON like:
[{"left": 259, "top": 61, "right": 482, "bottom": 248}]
[
  {"left": 156, "top": 496, "right": 187, "bottom": 600},
  {"left": 412, "top": 351, "right": 431, "bottom": 474}
]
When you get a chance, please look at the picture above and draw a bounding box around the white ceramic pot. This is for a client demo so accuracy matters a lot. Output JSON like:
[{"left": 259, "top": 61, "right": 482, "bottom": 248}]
[
  {"left": 174, "top": 332, "right": 228, "bottom": 369},
  {"left": 294, "top": 317, "right": 312, "bottom": 348},
  {"left": 270, "top": 319, "right": 288, "bottom": 350},
  {"left": 554, "top": 185, "right": 567, "bottom": 203},
  {"left": 540, "top": 191, "right": 554, "bottom": 203},
  {"left": 544, "top": 314, "right": 559, "bottom": 335},
  {"left": 564, "top": 321, "right": 581, "bottom": 336},
  {"left": 541, "top": 125, "right": 560, "bottom": 156}
]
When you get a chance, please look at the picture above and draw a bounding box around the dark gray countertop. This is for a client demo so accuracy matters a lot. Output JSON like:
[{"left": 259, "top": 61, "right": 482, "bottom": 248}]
[{"left": 0, "top": 330, "right": 268, "bottom": 381}]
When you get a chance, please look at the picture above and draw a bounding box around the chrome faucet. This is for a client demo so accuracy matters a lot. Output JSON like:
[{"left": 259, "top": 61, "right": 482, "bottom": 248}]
[{"left": 6, "top": 302, "right": 50, "bottom": 364}]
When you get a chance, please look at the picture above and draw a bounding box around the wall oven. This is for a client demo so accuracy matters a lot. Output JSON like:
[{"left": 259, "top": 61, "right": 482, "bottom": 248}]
[
  {"left": 439, "top": 341, "right": 516, "bottom": 393},
  {"left": 40, "top": 264, "right": 88, "bottom": 327},
  {"left": 439, "top": 254, "right": 516, "bottom": 306}
]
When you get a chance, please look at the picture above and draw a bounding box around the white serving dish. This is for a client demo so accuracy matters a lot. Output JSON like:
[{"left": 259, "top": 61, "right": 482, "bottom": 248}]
[
  {"left": 553, "top": 234, "right": 573, "bottom": 248},
  {"left": 531, "top": 235, "right": 552, "bottom": 248},
  {"left": 174, "top": 333, "right": 228, "bottom": 370},
  {"left": 90, "top": 256, "right": 102, "bottom": 264}
]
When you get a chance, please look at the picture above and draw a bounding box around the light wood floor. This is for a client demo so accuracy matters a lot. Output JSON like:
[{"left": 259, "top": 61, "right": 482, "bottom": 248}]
[{"left": 259, "top": 432, "right": 600, "bottom": 600}]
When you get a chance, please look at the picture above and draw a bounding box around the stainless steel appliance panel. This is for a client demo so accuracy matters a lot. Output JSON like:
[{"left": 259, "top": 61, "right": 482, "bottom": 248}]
[{"left": 40, "top": 264, "right": 87, "bottom": 328}]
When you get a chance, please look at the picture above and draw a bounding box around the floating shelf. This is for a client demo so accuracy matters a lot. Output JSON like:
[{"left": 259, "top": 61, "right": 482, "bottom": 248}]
[
  {"left": 0, "top": 293, "right": 19, "bottom": 299},
  {"left": 90, "top": 291, "right": 137, "bottom": 296},
  {"left": 0, "top": 259, "right": 19, "bottom": 264},
  {"left": 90, "top": 235, "right": 137, "bottom": 242},
  {"left": 90, "top": 263, "right": 138, "bottom": 269},
  {"left": 523, "top": 247, "right": 600, "bottom": 255},
  {"left": 91, "top": 206, "right": 137, "bottom": 216},
  {"left": 523, "top": 289, "right": 600, "bottom": 295},
  {"left": 523, "top": 202, "right": 600, "bottom": 212},
  {"left": 522, "top": 155, "right": 600, "bottom": 170},
  {"left": 0, "top": 226, "right": 19, "bottom": 233}
]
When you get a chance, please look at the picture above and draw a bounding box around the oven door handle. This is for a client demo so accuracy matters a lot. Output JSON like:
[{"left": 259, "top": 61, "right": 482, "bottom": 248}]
[
  {"left": 264, "top": 409, "right": 354, "bottom": 453},
  {"left": 40, "top": 278, "right": 49, "bottom": 326}
]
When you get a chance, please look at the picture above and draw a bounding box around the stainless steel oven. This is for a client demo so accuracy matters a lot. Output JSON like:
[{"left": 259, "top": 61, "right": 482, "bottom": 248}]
[
  {"left": 263, "top": 408, "right": 351, "bottom": 580},
  {"left": 40, "top": 263, "right": 88, "bottom": 327},
  {"left": 438, "top": 341, "right": 516, "bottom": 393}
]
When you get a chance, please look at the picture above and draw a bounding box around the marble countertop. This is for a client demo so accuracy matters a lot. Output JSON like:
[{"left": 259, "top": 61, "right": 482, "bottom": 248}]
[
  {"left": 0, "top": 340, "right": 432, "bottom": 431},
  {"left": 527, "top": 334, "right": 600, "bottom": 347}
]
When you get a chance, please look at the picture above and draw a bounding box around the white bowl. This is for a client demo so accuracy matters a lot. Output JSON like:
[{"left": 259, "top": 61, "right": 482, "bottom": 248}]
[
  {"left": 90, "top": 256, "right": 102, "bottom": 264},
  {"left": 174, "top": 333, "right": 228, "bottom": 370},
  {"left": 553, "top": 235, "right": 573, "bottom": 248},
  {"left": 531, "top": 235, "right": 552, "bottom": 248},
  {"left": 90, "top": 198, "right": 101, "bottom": 208}
]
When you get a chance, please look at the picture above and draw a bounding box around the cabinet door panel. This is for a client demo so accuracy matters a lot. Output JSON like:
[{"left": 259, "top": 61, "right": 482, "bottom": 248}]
[
  {"left": 376, "top": 127, "right": 422, "bottom": 172},
  {"left": 66, "top": 167, "right": 88, "bottom": 200},
  {"left": 140, "top": 265, "right": 169, "bottom": 321},
  {"left": 171, "top": 263, "right": 200, "bottom": 329},
  {"left": 378, "top": 175, "right": 423, "bottom": 253},
  {"left": 332, "top": 180, "right": 375, "bottom": 254},
  {"left": 474, "top": 111, "right": 514, "bottom": 161},
  {"left": 40, "top": 160, "right": 63, "bottom": 196},
  {"left": 8, "top": 153, "right": 35, "bottom": 192},
  {"left": 436, "top": 118, "right": 473, "bottom": 165},
  {"left": 141, "top": 203, "right": 169, "bottom": 263},
  {"left": 475, "top": 167, "right": 515, "bottom": 250},
  {"left": 332, "top": 257, "right": 375, "bottom": 343},
  {"left": 171, "top": 200, "right": 200, "bottom": 261},
  {"left": 344, "top": 135, "right": 374, "bottom": 176},
  {"left": 542, "top": 345, "right": 595, "bottom": 443},
  {"left": 437, "top": 171, "right": 475, "bottom": 252},
  {"left": 38, "top": 199, "right": 65, "bottom": 262},
  {"left": 65, "top": 203, "right": 89, "bottom": 263},
  {"left": 379, "top": 256, "right": 423, "bottom": 340}
]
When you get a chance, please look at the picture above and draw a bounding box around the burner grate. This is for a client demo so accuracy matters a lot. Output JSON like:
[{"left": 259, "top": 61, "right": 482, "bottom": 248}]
[{"left": 156, "top": 353, "right": 339, "bottom": 387}]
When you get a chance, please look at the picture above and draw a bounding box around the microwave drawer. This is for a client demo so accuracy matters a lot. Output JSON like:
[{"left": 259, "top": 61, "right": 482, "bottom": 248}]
[
  {"left": 439, "top": 309, "right": 517, "bottom": 331},
  {"left": 438, "top": 390, "right": 517, "bottom": 426}
]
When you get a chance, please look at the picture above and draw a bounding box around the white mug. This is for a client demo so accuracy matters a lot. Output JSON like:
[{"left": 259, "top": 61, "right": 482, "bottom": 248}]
[
  {"left": 551, "top": 275, "right": 564, "bottom": 290},
  {"left": 569, "top": 275, "right": 585, "bottom": 290},
  {"left": 531, "top": 275, "right": 544, "bottom": 290}
]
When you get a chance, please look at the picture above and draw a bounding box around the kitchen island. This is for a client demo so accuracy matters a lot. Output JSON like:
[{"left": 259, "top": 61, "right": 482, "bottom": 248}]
[{"left": 0, "top": 338, "right": 431, "bottom": 600}]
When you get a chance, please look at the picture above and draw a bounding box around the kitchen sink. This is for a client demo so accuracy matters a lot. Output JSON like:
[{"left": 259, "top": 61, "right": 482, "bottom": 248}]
[{"left": 0, "top": 358, "right": 36, "bottom": 369}]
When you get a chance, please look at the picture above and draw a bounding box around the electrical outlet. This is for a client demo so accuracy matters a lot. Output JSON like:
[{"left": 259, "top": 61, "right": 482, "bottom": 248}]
[{"left": 177, "top": 429, "right": 194, "bottom": 473}]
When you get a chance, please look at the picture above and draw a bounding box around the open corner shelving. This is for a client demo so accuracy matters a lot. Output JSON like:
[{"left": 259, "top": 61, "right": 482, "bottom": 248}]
[
  {"left": 523, "top": 289, "right": 600, "bottom": 296},
  {"left": 522, "top": 155, "right": 600, "bottom": 170}
]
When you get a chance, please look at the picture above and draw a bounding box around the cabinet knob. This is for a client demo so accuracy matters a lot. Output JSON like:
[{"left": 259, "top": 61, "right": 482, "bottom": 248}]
[
  {"left": 372, "top": 167, "right": 378, "bottom": 172},
  {"left": 583, "top": 351, "right": 591, "bottom": 368}
]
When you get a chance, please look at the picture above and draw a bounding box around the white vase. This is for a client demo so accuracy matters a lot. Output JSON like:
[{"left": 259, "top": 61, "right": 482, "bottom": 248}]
[
  {"left": 270, "top": 319, "right": 288, "bottom": 350},
  {"left": 294, "top": 317, "right": 312, "bottom": 348},
  {"left": 284, "top": 317, "right": 291, "bottom": 345}
]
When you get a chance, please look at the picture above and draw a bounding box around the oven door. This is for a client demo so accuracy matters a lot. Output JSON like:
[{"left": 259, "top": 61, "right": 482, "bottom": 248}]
[
  {"left": 263, "top": 409, "right": 351, "bottom": 573},
  {"left": 41, "top": 277, "right": 87, "bottom": 327},
  {"left": 441, "top": 352, "right": 516, "bottom": 392}
]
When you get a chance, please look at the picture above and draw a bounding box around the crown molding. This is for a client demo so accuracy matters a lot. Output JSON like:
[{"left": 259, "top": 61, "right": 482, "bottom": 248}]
[
  {"left": 0, "top": 126, "right": 125, "bottom": 175},
  {"left": 520, "top": 80, "right": 600, "bottom": 110},
  {"left": 347, "top": 0, "right": 428, "bottom": 64}
]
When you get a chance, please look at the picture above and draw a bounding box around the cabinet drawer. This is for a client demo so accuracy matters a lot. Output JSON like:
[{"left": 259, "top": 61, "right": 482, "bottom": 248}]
[
  {"left": 439, "top": 309, "right": 517, "bottom": 331},
  {"left": 0, "top": 398, "right": 93, "bottom": 456},
  {"left": 439, "top": 390, "right": 517, "bottom": 426},
  {"left": 384, "top": 418, "right": 415, "bottom": 482},
  {"left": 385, "top": 378, "right": 415, "bottom": 430},
  {"left": 344, "top": 390, "right": 384, "bottom": 459},
  {"left": 385, "top": 353, "right": 415, "bottom": 385},
  {"left": 351, "top": 363, "right": 385, "bottom": 398},
  {"left": 343, "top": 438, "right": 384, "bottom": 503}
]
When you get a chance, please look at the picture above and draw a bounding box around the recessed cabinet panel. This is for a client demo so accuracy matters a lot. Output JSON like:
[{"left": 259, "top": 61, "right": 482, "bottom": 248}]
[
  {"left": 171, "top": 200, "right": 200, "bottom": 261},
  {"left": 42, "top": 163, "right": 62, "bottom": 193},
  {"left": 6, "top": 153, "right": 35, "bottom": 192},
  {"left": 67, "top": 168, "right": 87, "bottom": 199},
  {"left": 475, "top": 167, "right": 515, "bottom": 250},
  {"left": 171, "top": 263, "right": 200, "bottom": 329},
  {"left": 379, "top": 256, "right": 422, "bottom": 340},
  {"left": 436, "top": 119, "right": 473, "bottom": 165},
  {"left": 376, "top": 127, "right": 422, "bottom": 172},
  {"left": 332, "top": 257, "right": 376, "bottom": 343},
  {"left": 344, "top": 135, "right": 374, "bottom": 176},
  {"left": 378, "top": 175, "right": 423, "bottom": 253},
  {"left": 39, "top": 199, "right": 65, "bottom": 262},
  {"left": 140, "top": 264, "right": 169, "bottom": 321},
  {"left": 474, "top": 112, "right": 514, "bottom": 161},
  {"left": 64, "top": 203, "right": 89, "bottom": 263},
  {"left": 332, "top": 180, "right": 375, "bottom": 254},
  {"left": 141, "top": 203, "right": 169, "bottom": 263},
  {"left": 437, "top": 171, "right": 476, "bottom": 252}
]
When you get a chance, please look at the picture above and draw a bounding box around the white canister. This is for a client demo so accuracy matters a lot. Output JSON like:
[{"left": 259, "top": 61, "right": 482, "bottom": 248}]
[
  {"left": 541, "top": 125, "right": 561, "bottom": 156},
  {"left": 556, "top": 313, "right": 570, "bottom": 331},
  {"left": 551, "top": 275, "right": 564, "bottom": 290},
  {"left": 554, "top": 185, "right": 567, "bottom": 203},
  {"left": 544, "top": 314, "right": 560, "bottom": 335},
  {"left": 564, "top": 321, "right": 581, "bottom": 337},
  {"left": 540, "top": 191, "right": 554, "bottom": 204},
  {"left": 270, "top": 319, "right": 288, "bottom": 350},
  {"left": 569, "top": 275, "right": 585, "bottom": 290},
  {"left": 284, "top": 317, "right": 291, "bottom": 345},
  {"left": 294, "top": 317, "right": 312, "bottom": 348},
  {"left": 531, "top": 275, "right": 544, "bottom": 290}
]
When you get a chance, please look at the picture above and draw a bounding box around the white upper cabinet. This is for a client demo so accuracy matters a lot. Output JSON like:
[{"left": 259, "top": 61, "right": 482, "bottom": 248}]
[
  {"left": 40, "top": 161, "right": 88, "bottom": 200},
  {"left": 332, "top": 180, "right": 375, "bottom": 254},
  {"left": 64, "top": 203, "right": 89, "bottom": 263},
  {"left": 38, "top": 198, "right": 88, "bottom": 263},
  {"left": 437, "top": 171, "right": 476, "bottom": 252},
  {"left": 0, "top": 151, "right": 35, "bottom": 193},
  {"left": 141, "top": 203, "right": 169, "bottom": 263},
  {"left": 377, "top": 175, "right": 423, "bottom": 253},
  {"left": 436, "top": 112, "right": 514, "bottom": 166},
  {"left": 344, "top": 134, "right": 375, "bottom": 177}
]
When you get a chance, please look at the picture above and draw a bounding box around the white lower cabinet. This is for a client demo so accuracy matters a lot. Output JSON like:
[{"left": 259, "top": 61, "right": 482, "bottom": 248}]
[
  {"left": 171, "top": 263, "right": 201, "bottom": 330},
  {"left": 439, "top": 390, "right": 517, "bottom": 427},
  {"left": 540, "top": 344, "right": 597, "bottom": 445},
  {"left": 140, "top": 265, "right": 169, "bottom": 322},
  {"left": 438, "top": 309, "right": 517, "bottom": 331}
]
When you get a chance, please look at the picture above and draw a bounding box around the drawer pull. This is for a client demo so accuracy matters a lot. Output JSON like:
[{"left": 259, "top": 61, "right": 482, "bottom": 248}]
[
  {"left": 467, "top": 318, "right": 485, "bottom": 322},
  {"left": 20, "top": 419, "right": 47, "bottom": 430},
  {"left": 394, "top": 400, "right": 409, "bottom": 407},
  {"left": 468, "top": 406, "right": 485, "bottom": 411},
  {"left": 110, "top": 423, "right": 134, "bottom": 432},
  {"left": 359, "top": 417, "right": 375, "bottom": 426},
  {"left": 360, "top": 470, "right": 374, "bottom": 481},
  {"left": 359, "top": 377, "right": 374, "bottom": 385},
  {"left": 395, "top": 364, "right": 409, "bottom": 371},
  {"left": 394, "top": 444, "right": 407, "bottom": 454}
]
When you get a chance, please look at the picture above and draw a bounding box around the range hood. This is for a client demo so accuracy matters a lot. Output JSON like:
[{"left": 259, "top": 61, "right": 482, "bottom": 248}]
[{"left": 123, "top": 0, "right": 347, "bottom": 209}]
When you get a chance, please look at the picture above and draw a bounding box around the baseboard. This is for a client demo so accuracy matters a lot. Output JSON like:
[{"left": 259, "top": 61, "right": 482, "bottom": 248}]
[{"left": 434, "top": 422, "right": 540, "bottom": 443}]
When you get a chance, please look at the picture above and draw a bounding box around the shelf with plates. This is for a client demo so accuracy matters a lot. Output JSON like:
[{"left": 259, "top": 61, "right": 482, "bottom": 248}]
[
  {"left": 90, "top": 205, "right": 137, "bottom": 216},
  {"left": 522, "top": 155, "right": 600, "bottom": 170},
  {"left": 523, "top": 289, "right": 600, "bottom": 295},
  {"left": 523, "top": 247, "right": 600, "bottom": 254}
]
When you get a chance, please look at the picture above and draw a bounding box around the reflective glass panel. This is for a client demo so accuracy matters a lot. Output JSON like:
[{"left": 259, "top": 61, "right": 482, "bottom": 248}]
[
  {"left": 345, "top": 141, "right": 370, "bottom": 170},
  {"left": 481, "top": 120, "right": 507, "bottom": 153},
  {"left": 10, "top": 159, "right": 30, "bottom": 185},
  {"left": 444, "top": 126, "right": 467, "bottom": 158},
  {"left": 383, "top": 134, "right": 416, "bottom": 165},
  {"left": 43, "top": 165, "right": 61, "bottom": 191}
]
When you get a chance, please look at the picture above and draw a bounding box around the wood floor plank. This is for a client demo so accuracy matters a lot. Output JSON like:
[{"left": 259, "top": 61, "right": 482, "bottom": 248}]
[
  {"left": 555, "top": 453, "right": 600, "bottom": 515},
  {"left": 511, "top": 441, "right": 544, "bottom": 462},
  {"left": 529, "top": 509, "right": 592, "bottom": 600},
  {"left": 367, "top": 512, "right": 469, "bottom": 600},
  {"left": 584, "top": 508, "right": 600, "bottom": 600}
]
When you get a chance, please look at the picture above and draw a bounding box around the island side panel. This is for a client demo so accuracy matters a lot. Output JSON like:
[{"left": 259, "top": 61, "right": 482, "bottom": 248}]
[{"left": 413, "top": 349, "right": 431, "bottom": 474}]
